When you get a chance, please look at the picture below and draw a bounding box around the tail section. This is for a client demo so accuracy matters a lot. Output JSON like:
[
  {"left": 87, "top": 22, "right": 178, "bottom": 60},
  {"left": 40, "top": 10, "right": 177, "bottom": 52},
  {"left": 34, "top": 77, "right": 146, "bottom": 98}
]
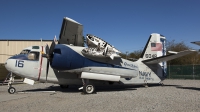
[
  {"left": 140, "top": 33, "right": 166, "bottom": 60},
  {"left": 140, "top": 33, "right": 167, "bottom": 78}
]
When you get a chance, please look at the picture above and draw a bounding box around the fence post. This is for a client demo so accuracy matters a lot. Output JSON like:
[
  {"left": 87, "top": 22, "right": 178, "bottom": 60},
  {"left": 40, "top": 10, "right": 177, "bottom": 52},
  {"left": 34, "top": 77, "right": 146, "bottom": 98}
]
[
  {"left": 169, "top": 63, "right": 170, "bottom": 79},
  {"left": 193, "top": 64, "right": 195, "bottom": 80}
]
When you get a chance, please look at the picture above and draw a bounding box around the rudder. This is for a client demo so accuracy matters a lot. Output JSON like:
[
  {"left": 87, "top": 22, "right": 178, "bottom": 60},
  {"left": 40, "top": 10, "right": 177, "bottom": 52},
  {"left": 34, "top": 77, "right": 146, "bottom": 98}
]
[
  {"left": 140, "top": 33, "right": 166, "bottom": 60},
  {"left": 140, "top": 33, "right": 167, "bottom": 78}
]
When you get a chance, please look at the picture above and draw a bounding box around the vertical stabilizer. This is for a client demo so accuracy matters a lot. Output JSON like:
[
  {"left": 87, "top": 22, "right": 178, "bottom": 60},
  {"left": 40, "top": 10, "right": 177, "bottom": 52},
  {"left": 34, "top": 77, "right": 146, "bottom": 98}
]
[
  {"left": 140, "top": 33, "right": 166, "bottom": 60},
  {"left": 140, "top": 33, "right": 167, "bottom": 78}
]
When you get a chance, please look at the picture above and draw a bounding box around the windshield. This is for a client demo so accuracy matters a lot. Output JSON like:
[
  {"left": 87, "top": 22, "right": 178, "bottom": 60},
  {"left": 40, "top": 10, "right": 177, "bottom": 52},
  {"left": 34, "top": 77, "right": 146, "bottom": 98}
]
[{"left": 20, "top": 49, "right": 31, "bottom": 55}]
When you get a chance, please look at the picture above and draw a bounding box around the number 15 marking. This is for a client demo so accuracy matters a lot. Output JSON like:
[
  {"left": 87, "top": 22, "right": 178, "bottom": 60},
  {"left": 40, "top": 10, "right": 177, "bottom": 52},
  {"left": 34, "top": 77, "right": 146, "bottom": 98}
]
[{"left": 15, "top": 60, "right": 24, "bottom": 67}]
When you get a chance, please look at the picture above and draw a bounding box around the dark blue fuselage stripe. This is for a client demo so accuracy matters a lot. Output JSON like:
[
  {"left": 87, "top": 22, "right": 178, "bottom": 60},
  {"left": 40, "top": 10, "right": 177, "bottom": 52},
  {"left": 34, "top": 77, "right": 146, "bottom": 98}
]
[{"left": 51, "top": 44, "right": 134, "bottom": 70}]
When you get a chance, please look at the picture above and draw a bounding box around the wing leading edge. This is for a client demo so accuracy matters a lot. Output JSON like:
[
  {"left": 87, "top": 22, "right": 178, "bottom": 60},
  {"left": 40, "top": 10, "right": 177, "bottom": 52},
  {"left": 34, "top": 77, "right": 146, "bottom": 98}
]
[{"left": 142, "top": 50, "right": 196, "bottom": 64}]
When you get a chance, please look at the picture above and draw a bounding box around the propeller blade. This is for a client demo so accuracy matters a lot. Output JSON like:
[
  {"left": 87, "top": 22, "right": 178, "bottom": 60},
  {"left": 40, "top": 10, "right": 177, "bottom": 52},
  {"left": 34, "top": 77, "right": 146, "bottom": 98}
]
[
  {"left": 49, "top": 41, "right": 56, "bottom": 57},
  {"left": 42, "top": 38, "right": 56, "bottom": 83},
  {"left": 46, "top": 60, "right": 49, "bottom": 82},
  {"left": 46, "top": 45, "right": 50, "bottom": 55}
]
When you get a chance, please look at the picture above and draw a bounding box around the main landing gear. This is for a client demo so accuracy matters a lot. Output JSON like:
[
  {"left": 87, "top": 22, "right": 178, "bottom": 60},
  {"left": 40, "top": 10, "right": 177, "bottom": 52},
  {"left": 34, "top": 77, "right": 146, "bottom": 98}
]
[
  {"left": 79, "top": 79, "right": 96, "bottom": 94},
  {"left": 6, "top": 72, "right": 16, "bottom": 94}
]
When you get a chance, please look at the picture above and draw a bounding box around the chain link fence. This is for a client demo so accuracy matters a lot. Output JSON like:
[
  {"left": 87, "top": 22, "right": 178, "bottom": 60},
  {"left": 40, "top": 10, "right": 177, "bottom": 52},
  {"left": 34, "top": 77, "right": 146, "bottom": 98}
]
[{"left": 167, "top": 65, "right": 200, "bottom": 79}]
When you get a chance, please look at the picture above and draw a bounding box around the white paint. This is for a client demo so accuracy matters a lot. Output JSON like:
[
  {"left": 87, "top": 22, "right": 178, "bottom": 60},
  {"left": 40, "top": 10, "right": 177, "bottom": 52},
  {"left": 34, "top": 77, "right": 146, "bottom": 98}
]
[
  {"left": 81, "top": 72, "right": 120, "bottom": 82},
  {"left": 23, "top": 78, "right": 34, "bottom": 85}
]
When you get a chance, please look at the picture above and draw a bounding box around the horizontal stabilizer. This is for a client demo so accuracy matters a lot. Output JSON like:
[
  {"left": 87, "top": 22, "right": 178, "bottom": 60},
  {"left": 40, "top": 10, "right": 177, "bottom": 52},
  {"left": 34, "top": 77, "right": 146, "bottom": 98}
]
[
  {"left": 142, "top": 50, "right": 196, "bottom": 64},
  {"left": 191, "top": 41, "right": 200, "bottom": 46},
  {"left": 168, "top": 51, "right": 178, "bottom": 54}
]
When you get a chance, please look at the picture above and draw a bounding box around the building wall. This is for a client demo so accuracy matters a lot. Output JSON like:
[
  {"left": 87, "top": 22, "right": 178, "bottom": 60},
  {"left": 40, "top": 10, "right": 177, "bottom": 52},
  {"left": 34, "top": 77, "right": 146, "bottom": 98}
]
[
  {"left": 0, "top": 40, "right": 52, "bottom": 63},
  {"left": 0, "top": 64, "right": 8, "bottom": 80},
  {"left": 0, "top": 40, "right": 52, "bottom": 80}
]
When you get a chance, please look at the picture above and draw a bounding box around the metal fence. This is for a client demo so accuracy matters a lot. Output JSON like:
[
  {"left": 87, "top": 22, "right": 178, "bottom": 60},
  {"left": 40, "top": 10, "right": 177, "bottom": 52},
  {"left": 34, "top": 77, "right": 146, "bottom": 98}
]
[{"left": 167, "top": 65, "right": 200, "bottom": 79}]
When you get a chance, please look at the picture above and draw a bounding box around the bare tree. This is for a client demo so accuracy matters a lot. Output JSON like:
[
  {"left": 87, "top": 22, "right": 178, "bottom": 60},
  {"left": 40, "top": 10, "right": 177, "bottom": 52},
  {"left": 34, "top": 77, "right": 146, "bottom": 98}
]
[
  {"left": 128, "top": 50, "right": 143, "bottom": 59},
  {"left": 166, "top": 40, "right": 200, "bottom": 65}
]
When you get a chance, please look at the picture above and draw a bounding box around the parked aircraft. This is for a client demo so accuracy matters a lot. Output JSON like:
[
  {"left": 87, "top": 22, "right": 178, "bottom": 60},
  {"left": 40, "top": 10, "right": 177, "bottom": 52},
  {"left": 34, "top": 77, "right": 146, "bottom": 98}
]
[{"left": 4, "top": 17, "right": 196, "bottom": 94}]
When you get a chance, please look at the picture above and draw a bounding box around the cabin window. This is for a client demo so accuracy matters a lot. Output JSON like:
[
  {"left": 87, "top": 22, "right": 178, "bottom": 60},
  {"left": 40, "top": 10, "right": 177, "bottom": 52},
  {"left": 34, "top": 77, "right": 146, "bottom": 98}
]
[
  {"left": 32, "top": 46, "right": 40, "bottom": 49},
  {"left": 20, "top": 49, "right": 30, "bottom": 55},
  {"left": 28, "top": 51, "right": 40, "bottom": 61}
]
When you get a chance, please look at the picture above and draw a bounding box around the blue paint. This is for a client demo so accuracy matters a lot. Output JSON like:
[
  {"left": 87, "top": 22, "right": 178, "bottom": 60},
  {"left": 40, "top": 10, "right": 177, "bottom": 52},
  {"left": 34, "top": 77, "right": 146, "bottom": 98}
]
[
  {"left": 9, "top": 54, "right": 29, "bottom": 60},
  {"left": 51, "top": 45, "right": 132, "bottom": 70},
  {"left": 15, "top": 60, "right": 24, "bottom": 67},
  {"left": 125, "top": 78, "right": 132, "bottom": 80},
  {"left": 160, "top": 38, "right": 167, "bottom": 77},
  {"left": 124, "top": 62, "right": 138, "bottom": 68}
]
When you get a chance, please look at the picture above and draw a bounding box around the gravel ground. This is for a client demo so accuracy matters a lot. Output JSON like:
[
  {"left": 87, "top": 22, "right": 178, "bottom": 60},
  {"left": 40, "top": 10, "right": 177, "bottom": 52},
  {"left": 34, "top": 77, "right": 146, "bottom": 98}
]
[{"left": 0, "top": 79, "right": 200, "bottom": 112}]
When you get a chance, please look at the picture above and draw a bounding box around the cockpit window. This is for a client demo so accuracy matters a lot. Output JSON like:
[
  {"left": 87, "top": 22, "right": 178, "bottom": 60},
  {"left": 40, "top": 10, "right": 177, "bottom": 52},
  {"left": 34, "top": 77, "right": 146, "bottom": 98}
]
[
  {"left": 20, "top": 49, "right": 30, "bottom": 55},
  {"left": 28, "top": 51, "right": 40, "bottom": 61}
]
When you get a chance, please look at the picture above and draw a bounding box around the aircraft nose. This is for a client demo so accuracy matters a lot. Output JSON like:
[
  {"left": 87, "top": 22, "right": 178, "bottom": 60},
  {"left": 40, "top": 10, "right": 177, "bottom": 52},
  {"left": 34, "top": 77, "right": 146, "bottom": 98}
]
[{"left": 5, "top": 59, "right": 11, "bottom": 71}]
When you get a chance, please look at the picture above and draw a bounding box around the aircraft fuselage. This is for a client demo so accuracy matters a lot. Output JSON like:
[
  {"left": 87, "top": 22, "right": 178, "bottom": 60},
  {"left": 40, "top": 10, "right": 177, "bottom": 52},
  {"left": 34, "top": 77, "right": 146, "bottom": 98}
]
[{"left": 5, "top": 44, "right": 163, "bottom": 86}]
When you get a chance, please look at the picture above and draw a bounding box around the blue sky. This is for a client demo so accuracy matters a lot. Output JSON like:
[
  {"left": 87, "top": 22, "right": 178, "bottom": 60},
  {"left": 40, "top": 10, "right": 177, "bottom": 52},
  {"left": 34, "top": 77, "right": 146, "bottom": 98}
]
[{"left": 0, "top": 0, "right": 200, "bottom": 53}]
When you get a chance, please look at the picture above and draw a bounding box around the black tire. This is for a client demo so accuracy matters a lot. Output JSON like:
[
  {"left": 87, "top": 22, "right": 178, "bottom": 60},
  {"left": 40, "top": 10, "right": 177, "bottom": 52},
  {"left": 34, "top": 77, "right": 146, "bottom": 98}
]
[
  {"left": 8, "top": 87, "right": 16, "bottom": 94},
  {"left": 83, "top": 83, "right": 95, "bottom": 94}
]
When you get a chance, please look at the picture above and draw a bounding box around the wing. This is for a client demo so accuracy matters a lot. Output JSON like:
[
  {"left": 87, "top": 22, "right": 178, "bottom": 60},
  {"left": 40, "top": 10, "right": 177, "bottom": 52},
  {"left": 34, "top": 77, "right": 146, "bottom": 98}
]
[
  {"left": 81, "top": 34, "right": 121, "bottom": 60},
  {"left": 58, "top": 17, "right": 84, "bottom": 46},
  {"left": 191, "top": 41, "right": 200, "bottom": 46},
  {"left": 142, "top": 50, "right": 196, "bottom": 64}
]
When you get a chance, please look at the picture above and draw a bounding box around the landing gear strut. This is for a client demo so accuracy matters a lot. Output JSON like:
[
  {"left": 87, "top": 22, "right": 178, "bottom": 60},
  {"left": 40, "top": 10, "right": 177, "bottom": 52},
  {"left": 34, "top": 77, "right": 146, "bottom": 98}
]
[
  {"left": 144, "top": 80, "right": 148, "bottom": 88},
  {"left": 80, "top": 79, "right": 96, "bottom": 94},
  {"left": 7, "top": 72, "right": 16, "bottom": 94},
  {"left": 159, "top": 82, "right": 164, "bottom": 87}
]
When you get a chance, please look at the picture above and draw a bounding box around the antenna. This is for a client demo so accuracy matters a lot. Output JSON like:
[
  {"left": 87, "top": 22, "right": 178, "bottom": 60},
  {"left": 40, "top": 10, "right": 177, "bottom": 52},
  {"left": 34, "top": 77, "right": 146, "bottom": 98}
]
[{"left": 40, "top": 38, "right": 43, "bottom": 46}]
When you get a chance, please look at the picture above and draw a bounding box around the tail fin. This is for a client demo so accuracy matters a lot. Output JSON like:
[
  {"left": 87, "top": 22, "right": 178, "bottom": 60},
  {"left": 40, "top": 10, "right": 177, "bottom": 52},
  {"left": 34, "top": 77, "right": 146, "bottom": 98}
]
[
  {"left": 140, "top": 33, "right": 167, "bottom": 78},
  {"left": 140, "top": 33, "right": 166, "bottom": 60}
]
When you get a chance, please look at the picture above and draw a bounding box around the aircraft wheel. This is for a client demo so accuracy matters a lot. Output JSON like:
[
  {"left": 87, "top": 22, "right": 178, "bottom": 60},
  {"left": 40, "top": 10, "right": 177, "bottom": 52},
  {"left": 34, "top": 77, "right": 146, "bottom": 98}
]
[
  {"left": 8, "top": 87, "right": 16, "bottom": 94},
  {"left": 83, "top": 83, "right": 95, "bottom": 94}
]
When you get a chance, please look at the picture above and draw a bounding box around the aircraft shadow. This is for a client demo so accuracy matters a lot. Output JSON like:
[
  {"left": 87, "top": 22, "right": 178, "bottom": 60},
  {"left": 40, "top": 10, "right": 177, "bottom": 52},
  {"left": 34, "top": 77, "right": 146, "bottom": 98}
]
[
  {"left": 149, "top": 84, "right": 182, "bottom": 87},
  {"left": 95, "top": 85, "right": 137, "bottom": 92},
  {"left": 151, "top": 84, "right": 200, "bottom": 91},
  {"left": 176, "top": 86, "right": 200, "bottom": 91},
  {"left": 17, "top": 84, "right": 185, "bottom": 93},
  {"left": 18, "top": 85, "right": 138, "bottom": 93}
]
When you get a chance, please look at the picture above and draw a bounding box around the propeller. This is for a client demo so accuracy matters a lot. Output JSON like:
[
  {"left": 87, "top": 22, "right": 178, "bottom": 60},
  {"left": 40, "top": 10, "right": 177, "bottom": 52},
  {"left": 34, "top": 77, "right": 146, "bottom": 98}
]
[{"left": 42, "top": 40, "right": 56, "bottom": 82}]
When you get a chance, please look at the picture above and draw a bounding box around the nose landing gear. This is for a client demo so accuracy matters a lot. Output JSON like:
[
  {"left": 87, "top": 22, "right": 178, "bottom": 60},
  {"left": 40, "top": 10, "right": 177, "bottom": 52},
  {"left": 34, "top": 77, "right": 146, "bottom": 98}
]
[
  {"left": 8, "top": 87, "right": 16, "bottom": 94},
  {"left": 5, "top": 72, "right": 16, "bottom": 94}
]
